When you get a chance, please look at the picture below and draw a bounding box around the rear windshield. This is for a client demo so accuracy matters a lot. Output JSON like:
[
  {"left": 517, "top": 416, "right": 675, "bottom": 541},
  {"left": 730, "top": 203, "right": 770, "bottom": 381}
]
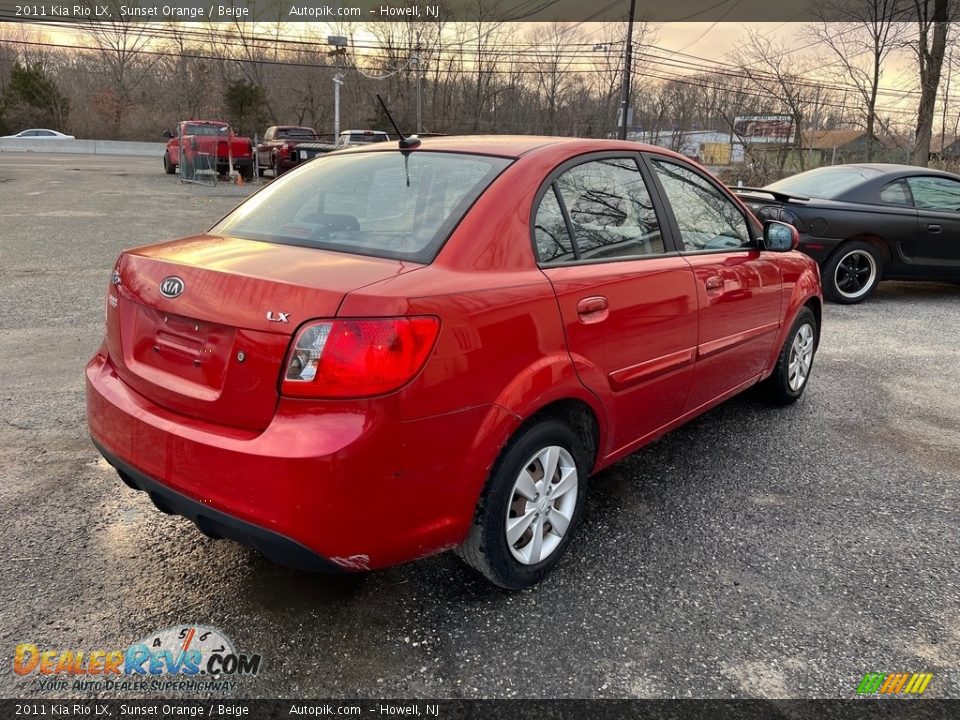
[
  {"left": 278, "top": 127, "right": 317, "bottom": 138},
  {"left": 345, "top": 133, "right": 389, "bottom": 144},
  {"left": 212, "top": 151, "right": 511, "bottom": 263},
  {"left": 185, "top": 124, "right": 225, "bottom": 136},
  {"left": 766, "top": 166, "right": 883, "bottom": 199}
]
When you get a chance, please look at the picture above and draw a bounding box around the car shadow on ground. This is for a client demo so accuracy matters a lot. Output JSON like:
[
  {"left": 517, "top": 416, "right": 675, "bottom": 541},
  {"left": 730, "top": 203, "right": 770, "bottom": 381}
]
[{"left": 221, "top": 384, "right": 800, "bottom": 606}]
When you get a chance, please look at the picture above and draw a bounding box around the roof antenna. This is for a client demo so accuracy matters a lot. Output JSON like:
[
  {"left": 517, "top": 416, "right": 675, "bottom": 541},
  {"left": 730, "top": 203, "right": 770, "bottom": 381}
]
[{"left": 376, "top": 94, "right": 420, "bottom": 149}]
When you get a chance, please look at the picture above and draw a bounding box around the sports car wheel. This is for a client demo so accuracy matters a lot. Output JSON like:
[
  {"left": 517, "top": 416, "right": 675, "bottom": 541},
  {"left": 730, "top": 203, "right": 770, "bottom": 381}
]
[{"left": 824, "top": 241, "right": 882, "bottom": 304}]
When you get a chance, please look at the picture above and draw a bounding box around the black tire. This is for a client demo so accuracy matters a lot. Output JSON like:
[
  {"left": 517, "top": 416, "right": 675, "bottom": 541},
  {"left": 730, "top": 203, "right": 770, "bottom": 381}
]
[
  {"left": 163, "top": 153, "right": 176, "bottom": 175},
  {"left": 762, "top": 306, "right": 818, "bottom": 405},
  {"left": 823, "top": 241, "right": 882, "bottom": 304},
  {"left": 257, "top": 165, "right": 265, "bottom": 178},
  {"left": 240, "top": 164, "right": 254, "bottom": 181},
  {"left": 457, "top": 418, "right": 590, "bottom": 589}
]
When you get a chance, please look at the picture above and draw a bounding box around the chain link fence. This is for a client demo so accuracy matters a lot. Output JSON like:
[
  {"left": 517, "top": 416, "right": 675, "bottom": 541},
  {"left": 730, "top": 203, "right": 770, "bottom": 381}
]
[{"left": 176, "top": 122, "right": 259, "bottom": 187}]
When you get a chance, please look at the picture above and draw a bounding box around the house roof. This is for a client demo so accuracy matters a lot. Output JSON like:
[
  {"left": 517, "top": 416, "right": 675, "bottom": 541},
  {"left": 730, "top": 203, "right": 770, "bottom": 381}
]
[
  {"left": 801, "top": 130, "right": 910, "bottom": 151},
  {"left": 929, "top": 135, "right": 960, "bottom": 153}
]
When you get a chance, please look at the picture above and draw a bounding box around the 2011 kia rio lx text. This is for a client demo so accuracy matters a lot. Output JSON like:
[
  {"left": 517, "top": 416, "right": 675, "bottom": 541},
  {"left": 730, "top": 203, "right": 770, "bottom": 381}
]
[{"left": 86, "top": 136, "right": 823, "bottom": 589}]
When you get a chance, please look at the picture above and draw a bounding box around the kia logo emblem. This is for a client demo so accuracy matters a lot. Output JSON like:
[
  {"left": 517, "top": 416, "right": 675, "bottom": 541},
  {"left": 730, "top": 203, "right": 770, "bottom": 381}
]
[{"left": 159, "top": 276, "right": 185, "bottom": 299}]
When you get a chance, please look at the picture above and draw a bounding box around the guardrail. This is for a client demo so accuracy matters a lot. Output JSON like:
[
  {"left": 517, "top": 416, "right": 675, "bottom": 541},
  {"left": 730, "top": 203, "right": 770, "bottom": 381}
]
[{"left": 0, "top": 138, "right": 165, "bottom": 157}]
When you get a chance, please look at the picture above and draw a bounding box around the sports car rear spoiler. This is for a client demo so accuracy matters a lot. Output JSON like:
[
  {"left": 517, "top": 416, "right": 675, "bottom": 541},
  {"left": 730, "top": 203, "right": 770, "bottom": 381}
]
[{"left": 731, "top": 186, "right": 811, "bottom": 203}]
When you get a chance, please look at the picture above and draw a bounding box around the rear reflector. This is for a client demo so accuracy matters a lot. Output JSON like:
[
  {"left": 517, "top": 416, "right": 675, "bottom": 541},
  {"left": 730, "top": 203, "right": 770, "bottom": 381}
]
[{"left": 281, "top": 317, "right": 440, "bottom": 398}]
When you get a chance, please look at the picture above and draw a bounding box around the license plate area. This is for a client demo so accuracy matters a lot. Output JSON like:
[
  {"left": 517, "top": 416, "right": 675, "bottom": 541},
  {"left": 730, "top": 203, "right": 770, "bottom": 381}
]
[{"left": 131, "top": 305, "right": 234, "bottom": 393}]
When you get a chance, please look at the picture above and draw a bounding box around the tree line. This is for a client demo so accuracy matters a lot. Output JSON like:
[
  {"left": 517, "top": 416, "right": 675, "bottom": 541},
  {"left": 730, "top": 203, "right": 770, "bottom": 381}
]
[{"left": 0, "top": 0, "right": 956, "bottom": 179}]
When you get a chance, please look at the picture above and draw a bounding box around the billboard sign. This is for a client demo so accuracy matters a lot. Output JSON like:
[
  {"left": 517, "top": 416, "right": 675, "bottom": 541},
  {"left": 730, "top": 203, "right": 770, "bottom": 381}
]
[{"left": 733, "top": 115, "right": 794, "bottom": 144}]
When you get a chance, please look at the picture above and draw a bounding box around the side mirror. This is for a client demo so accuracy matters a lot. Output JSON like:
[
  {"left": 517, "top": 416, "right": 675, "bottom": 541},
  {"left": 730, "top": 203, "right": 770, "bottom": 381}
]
[
  {"left": 763, "top": 221, "right": 799, "bottom": 252},
  {"left": 162, "top": 130, "right": 173, "bottom": 139}
]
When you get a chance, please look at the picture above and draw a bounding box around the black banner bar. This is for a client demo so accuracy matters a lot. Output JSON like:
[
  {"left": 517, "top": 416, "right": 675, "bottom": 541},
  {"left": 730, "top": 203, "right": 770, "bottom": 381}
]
[
  {"left": 0, "top": 0, "right": 946, "bottom": 23},
  {"left": 0, "top": 700, "right": 958, "bottom": 720}
]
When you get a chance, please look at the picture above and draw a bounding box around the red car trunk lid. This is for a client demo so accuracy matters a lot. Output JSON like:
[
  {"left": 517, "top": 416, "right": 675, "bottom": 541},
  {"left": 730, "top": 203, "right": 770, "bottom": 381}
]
[{"left": 106, "top": 235, "right": 421, "bottom": 431}]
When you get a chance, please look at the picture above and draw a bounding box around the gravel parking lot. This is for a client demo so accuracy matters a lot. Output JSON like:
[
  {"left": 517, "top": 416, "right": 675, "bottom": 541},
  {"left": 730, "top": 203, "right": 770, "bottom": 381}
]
[{"left": 0, "top": 152, "right": 957, "bottom": 700}]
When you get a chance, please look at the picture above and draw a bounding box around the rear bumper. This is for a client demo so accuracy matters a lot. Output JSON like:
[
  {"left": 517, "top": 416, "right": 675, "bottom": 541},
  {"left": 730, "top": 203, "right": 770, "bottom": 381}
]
[
  {"left": 94, "top": 439, "right": 344, "bottom": 573},
  {"left": 215, "top": 158, "right": 252, "bottom": 171},
  {"left": 86, "top": 352, "right": 509, "bottom": 570}
]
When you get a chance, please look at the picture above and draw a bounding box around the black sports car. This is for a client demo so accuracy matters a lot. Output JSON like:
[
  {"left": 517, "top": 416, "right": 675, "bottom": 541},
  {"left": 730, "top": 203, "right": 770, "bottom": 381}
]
[{"left": 734, "top": 164, "right": 960, "bottom": 303}]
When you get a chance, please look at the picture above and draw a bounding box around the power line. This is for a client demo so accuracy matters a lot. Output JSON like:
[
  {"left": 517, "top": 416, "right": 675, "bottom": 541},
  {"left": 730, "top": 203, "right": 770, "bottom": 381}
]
[{"left": 0, "top": 20, "right": 934, "bottom": 120}]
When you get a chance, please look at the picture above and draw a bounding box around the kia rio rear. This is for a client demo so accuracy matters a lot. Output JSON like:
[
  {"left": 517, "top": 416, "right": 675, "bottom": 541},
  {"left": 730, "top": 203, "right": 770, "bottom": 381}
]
[{"left": 87, "top": 137, "right": 822, "bottom": 588}]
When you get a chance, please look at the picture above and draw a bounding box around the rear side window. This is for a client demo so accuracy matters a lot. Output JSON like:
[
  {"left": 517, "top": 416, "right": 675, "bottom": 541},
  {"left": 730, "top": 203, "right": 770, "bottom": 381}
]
[
  {"left": 906, "top": 176, "right": 960, "bottom": 212},
  {"left": 213, "top": 151, "right": 511, "bottom": 263},
  {"left": 534, "top": 187, "right": 577, "bottom": 263},
  {"left": 880, "top": 180, "right": 912, "bottom": 206}
]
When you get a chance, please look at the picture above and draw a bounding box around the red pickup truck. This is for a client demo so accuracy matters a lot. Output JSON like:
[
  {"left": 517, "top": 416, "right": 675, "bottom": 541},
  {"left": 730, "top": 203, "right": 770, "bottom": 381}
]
[
  {"left": 256, "top": 126, "right": 337, "bottom": 177},
  {"left": 163, "top": 121, "right": 255, "bottom": 180}
]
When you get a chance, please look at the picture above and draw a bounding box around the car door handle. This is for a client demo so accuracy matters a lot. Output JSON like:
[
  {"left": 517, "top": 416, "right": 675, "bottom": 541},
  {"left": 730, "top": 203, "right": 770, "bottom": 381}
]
[
  {"left": 705, "top": 275, "right": 724, "bottom": 291},
  {"left": 928, "top": 224, "right": 943, "bottom": 233},
  {"left": 577, "top": 296, "right": 609, "bottom": 322}
]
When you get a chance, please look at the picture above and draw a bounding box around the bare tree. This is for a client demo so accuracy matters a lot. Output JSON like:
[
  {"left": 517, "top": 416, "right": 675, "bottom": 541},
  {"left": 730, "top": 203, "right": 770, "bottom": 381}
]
[
  {"left": 155, "top": 22, "right": 218, "bottom": 124},
  {"left": 734, "top": 30, "right": 822, "bottom": 172},
  {"left": 457, "top": 1, "right": 510, "bottom": 133},
  {"left": 527, "top": 23, "right": 584, "bottom": 135},
  {"left": 80, "top": 3, "right": 158, "bottom": 138},
  {"left": 586, "top": 21, "right": 656, "bottom": 138},
  {"left": 809, "top": 0, "right": 907, "bottom": 160},
  {"left": 910, "top": 0, "right": 953, "bottom": 165}
]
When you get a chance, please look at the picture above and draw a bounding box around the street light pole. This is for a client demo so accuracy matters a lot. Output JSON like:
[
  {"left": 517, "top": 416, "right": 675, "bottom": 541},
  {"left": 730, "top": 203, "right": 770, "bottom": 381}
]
[
  {"left": 333, "top": 73, "right": 343, "bottom": 138},
  {"left": 619, "top": 0, "right": 636, "bottom": 140},
  {"left": 327, "top": 35, "right": 348, "bottom": 140}
]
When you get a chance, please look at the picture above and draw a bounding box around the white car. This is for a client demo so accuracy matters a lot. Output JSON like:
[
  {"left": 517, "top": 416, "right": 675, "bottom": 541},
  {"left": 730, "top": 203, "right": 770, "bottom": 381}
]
[{"left": 1, "top": 129, "right": 75, "bottom": 140}]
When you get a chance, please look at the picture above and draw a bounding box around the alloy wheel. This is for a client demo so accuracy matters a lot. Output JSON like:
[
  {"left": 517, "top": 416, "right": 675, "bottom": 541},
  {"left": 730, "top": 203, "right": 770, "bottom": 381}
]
[
  {"left": 788, "top": 323, "right": 815, "bottom": 392},
  {"left": 505, "top": 445, "right": 578, "bottom": 565}
]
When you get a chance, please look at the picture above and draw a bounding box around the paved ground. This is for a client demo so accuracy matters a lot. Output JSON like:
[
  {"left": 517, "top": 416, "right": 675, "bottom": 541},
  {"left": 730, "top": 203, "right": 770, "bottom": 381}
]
[{"left": 0, "top": 153, "right": 957, "bottom": 700}]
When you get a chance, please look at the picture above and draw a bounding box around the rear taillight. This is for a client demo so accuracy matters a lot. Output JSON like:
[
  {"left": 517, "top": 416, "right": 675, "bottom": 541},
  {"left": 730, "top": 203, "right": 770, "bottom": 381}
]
[{"left": 281, "top": 317, "right": 440, "bottom": 398}]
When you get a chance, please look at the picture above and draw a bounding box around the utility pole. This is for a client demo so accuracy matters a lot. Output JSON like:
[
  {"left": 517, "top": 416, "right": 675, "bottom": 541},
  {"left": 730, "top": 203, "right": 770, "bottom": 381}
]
[
  {"left": 410, "top": 55, "right": 423, "bottom": 134},
  {"left": 618, "top": 0, "right": 636, "bottom": 140}
]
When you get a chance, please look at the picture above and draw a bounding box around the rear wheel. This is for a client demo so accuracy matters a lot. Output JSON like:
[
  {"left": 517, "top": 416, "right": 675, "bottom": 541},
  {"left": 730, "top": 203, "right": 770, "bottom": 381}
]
[
  {"left": 763, "top": 306, "right": 818, "bottom": 405},
  {"left": 823, "top": 241, "right": 882, "bottom": 304},
  {"left": 457, "top": 418, "right": 589, "bottom": 589},
  {"left": 240, "top": 164, "right": 254, "bottom": 181},
  {"left": 163, "top": 153, "right": 176, "bottom": 175}
]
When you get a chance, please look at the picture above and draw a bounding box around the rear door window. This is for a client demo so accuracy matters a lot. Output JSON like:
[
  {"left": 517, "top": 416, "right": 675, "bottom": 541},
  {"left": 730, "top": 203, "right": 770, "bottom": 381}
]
[{"left": 533, "top": 156, "right": 667, "bottom": 263}]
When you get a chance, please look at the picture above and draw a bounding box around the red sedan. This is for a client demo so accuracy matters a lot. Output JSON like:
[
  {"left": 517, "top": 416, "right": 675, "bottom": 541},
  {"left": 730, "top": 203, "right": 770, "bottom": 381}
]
[{"left": 86, "top": 136, "right": 822, "bottom": 588}]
